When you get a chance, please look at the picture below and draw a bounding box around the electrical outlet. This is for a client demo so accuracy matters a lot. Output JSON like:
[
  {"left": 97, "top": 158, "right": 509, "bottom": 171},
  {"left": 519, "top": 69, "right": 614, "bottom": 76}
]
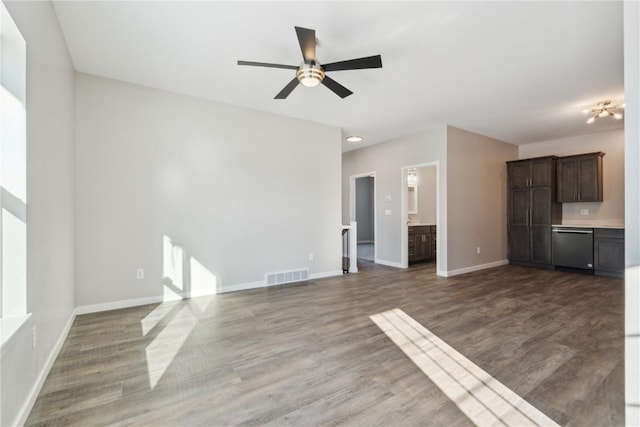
[
  {"left": 32, "top": 325, "right": 37, "bottom": 349},
  {"left": 308, "top": 252, "right": 314, "bottom": 261},
  {"left": 136, "top": 268, "right": 144, "bottom": 279},
  {"left": 477, "top": 247, "right": 481, "bottom": 254},
  {"left": 580, "top": 209, "right": 589, "bottom": 216}
]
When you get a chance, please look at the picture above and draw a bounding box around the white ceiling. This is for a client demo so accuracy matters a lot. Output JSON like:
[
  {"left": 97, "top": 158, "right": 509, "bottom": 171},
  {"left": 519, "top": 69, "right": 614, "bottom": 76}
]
[{"left": 51, "top": 1, "right": 624, "bottom": 152}]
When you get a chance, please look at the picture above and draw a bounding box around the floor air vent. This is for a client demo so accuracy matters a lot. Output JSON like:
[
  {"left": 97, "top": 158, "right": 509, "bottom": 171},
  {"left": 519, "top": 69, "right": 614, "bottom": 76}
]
[{"left": 266, "top": 268, "right": 309, "bottom": 286}]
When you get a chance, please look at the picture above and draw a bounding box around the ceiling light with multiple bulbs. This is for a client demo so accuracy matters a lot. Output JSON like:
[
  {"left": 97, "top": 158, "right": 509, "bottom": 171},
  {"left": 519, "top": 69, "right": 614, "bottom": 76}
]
[{"left": 582, "top": 101, "right": 624, "bottom": 124}]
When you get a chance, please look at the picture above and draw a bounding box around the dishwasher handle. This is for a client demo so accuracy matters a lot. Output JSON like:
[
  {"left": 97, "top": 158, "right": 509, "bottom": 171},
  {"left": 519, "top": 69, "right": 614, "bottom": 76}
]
[{"left": 552, "top": 228, "right": 593, "bottom": 234}]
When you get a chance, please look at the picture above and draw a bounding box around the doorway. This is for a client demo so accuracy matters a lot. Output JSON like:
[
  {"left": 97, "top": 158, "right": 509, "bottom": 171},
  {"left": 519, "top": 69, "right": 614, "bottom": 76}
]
[
  {"left": 402, "top": 163, "right": 438, "bottom": 269},
  {"left": 352, "top": 174, "right": 376, "bottom": 266}
]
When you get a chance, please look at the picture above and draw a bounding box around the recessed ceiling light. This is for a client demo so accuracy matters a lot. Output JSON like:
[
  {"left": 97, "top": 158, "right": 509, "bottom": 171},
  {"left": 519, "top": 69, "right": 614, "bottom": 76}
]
[{"left": 346, "top": 135, "right": 363, "bottom": 143}]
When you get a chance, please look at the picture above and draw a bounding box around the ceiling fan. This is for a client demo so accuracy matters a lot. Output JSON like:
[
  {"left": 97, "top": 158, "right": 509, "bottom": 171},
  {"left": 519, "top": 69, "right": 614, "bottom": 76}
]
[{"left": 238, "top": 26, "right": 383, "bottom": 99}]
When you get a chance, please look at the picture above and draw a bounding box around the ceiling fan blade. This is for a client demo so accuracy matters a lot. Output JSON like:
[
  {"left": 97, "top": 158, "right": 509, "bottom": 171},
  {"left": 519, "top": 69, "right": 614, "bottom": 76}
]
[
  {"left": 238, "top": 60, "right": 297, "bottom": 70},
  {"left": 323, "top": 55, "right": 383, "bottom": 72},
  {"left": 295, "top": 26, "right": 317, "bottom": 62},
  {"left": 321, "top": 75, "right": 353, "bottom": 98},
  {"left": 275, "top": 77, "right": 300, "bottom": 99}
]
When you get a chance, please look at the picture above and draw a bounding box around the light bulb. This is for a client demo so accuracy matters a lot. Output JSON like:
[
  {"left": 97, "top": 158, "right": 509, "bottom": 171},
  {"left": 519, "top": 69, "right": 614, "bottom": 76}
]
[
  {"left": 586, "top": 116, "right": 595, "bottom": 124},
  {"left": 582, "top": 109, "right": 590, "bottom": 114},
  {"left": 614, "top": 113, "right": 623, "bottom": 120},
  {"left": 598, "top": 110, "right": 609, "bottom": 117}
]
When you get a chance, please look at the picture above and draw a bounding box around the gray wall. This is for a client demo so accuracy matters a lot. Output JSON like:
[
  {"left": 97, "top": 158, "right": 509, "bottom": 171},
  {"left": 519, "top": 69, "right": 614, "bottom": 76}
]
[
  {"left": 343, "top": 125, "right": 518, "bottom": 274},
  {"left": 342, "top": 125, "right": 448, "bottom": 270},
  {"left": 446, "top": 126, "right": 518, "bottom": 272},
  {"left": 1, "top": 1, "right": 76, "bottom": 425},
  {"left": 355, "top": 176, "right": 374, "bottom": 242},
  {"left": 74, "top": 73, "right": 342, "bottom": 305},
  {"left": 519, "top": 129, "right": 625, "bottom": 225}
]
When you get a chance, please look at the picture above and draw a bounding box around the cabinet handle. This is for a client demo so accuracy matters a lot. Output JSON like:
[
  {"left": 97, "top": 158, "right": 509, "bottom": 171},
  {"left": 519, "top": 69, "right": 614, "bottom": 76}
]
[{"left": 578, "top": 192, "right": 581, "bottom": 201}]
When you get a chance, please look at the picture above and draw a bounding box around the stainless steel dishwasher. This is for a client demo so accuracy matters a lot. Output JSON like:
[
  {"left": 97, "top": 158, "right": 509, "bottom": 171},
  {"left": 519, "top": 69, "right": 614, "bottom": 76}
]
[{"left": 552, "top": 227, "right": 594, "bottom": 271}]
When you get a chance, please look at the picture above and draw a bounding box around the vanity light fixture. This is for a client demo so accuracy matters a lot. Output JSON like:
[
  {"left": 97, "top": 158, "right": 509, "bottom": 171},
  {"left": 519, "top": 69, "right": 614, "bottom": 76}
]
[
  {"left": 346, "top": 135, "right": 363, "bottom": 143},
  {"left": 582, "top": 101, "right": 624, "bottom": 124},
  {"left": 407, "top": 168, "right": 417, "bottom": 186}
]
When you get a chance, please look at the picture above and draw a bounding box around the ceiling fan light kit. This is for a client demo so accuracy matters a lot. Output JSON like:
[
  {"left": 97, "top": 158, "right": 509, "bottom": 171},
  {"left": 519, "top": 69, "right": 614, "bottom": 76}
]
[
  {"left": 238, "top": 26, "right": 382, "bottom": 99},
  {"left": 296, "top": 63, "right": 325, "bottom": 87},
  {"left": 583, "top": 100, "right": 624, "bottom": 124}
]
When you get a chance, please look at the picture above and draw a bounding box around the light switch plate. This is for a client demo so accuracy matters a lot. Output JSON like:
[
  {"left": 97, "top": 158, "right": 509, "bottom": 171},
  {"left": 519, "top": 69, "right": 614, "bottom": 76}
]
[{"left": 385, "top": 209, "right": 392, "bottom": 215}]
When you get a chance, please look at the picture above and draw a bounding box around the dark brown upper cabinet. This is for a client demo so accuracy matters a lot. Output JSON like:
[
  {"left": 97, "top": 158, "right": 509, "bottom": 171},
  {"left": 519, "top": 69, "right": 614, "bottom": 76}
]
[{"left": 556, "top": 152, "right": 604, "bottom": 203}]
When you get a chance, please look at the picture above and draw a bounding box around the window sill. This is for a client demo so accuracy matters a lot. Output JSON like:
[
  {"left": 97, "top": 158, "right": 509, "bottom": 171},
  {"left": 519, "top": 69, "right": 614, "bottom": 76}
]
[{"left": 1, "top": 313, "right": 32, "bottom": 357}]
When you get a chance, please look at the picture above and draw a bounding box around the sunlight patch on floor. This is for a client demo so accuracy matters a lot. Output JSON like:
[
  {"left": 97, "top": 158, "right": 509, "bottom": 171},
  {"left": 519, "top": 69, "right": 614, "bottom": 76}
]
[
  {"left": 145, "top": 304, "right": 197, "bottom": 389},
  {"left": 370, "top": 308, "right": 559, "bottom": 427}
]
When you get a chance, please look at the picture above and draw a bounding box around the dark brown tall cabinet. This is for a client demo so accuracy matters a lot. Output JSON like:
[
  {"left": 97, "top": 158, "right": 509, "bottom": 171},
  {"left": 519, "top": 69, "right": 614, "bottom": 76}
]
[{"left": 507, "top": 157, "right": 562, "bottom": 266}]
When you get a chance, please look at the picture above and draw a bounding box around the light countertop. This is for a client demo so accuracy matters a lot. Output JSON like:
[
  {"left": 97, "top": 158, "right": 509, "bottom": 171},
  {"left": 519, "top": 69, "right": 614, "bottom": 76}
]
[
  {"left": 408, "top": 223, "right": 436, "bottom": 226},
  {"left": 552, "top": 224, "right": 624, "bottom": 229}
]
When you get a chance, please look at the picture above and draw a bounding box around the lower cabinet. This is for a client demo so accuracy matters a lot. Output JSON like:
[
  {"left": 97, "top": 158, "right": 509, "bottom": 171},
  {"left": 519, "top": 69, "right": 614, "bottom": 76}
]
[
  {"left": 594, "top": 228, "right": 624, "bottom": 278},
  {"left": 409, "top": 225, "right": 436, "bottom": 263}
]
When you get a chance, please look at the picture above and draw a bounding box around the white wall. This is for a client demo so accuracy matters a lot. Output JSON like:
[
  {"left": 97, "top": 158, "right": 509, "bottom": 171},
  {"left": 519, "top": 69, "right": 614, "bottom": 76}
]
[
  {"left": 446, "top": 126, "right": 518, "bottom": 272},
  {"left": 74, "top": 73, "right": 342, "bottom": 305},
  {"left": 1, "top": 1, "right": 75, "bottom": 426},
  {"left": 519, "top": 129, "right": 625, "bottom": 226},
  {"left": 624, "top": 1, "right": 640, "bottom": 424},
  {"left": 342, "top": 126, "right": 448, "bottom": 270}
]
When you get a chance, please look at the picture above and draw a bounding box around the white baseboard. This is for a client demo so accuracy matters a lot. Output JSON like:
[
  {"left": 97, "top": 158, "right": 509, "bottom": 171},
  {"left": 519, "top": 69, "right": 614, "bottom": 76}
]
[
  {"left": 75, "top": 295, "right": 164, "bottom": 315},
  {"left": 221, "top": 270, "right": 344, "bottom": 294},
  {"left": 310, "top": 270, "right": 343, "bottom": 280},
  {"left": 443, "top": 259, "right": 509, "bottom": 277},
  {"left": 376, "top": 259, "right": 405, "bottom": 269},
  {"left": 219, "top": 280, "right": 265, "bottom": 294},
  {"left": 15, "top": 310, "right": 76, "bottom": 427},
  {"left": 357, "top": 240, "right": 374, "bottom": 244}
]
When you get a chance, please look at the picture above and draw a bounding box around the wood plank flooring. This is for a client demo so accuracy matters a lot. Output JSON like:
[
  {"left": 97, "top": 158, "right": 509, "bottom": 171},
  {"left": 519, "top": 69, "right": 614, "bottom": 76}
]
[{"left": 26, "top": 261, "right": 624, "bottom": 426}]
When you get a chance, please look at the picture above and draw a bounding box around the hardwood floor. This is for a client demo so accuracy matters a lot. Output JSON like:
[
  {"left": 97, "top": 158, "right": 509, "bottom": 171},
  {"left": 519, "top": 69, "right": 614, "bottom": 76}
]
[{"left": 26, "top": 262, "right": 624, "bottom": 426}]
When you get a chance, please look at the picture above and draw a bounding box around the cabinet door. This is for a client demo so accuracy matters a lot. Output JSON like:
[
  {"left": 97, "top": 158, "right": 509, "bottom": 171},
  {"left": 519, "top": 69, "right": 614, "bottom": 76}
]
[
  {"left": 578, "top": 156, "right": 602, "bottom": 202},
  {"left": 530, "top": 158, "right": 554, "bottom": 187},
  {"left": 557, "top": 158, "right": 578, "bottom": 202},
  {"left": 509, "top": 188, "right": 529, "bottom": 226},
  {"left": 508, "top": 189, "right": 530, "bottom": 261},
  {"left": 530, "top": 226, "right": 552, "bottom": 264},
  {"left": 509, "top": 225, "right": 530, "bottom": 262},
  {"left": 594, "top": 229, "right": 624, "bottom": 275},
  {"left": 531, "top": 187, "right": 552, "bottom": 226},
  {"left": 508, "top": 162, "right": 530, "bottom": 189}
]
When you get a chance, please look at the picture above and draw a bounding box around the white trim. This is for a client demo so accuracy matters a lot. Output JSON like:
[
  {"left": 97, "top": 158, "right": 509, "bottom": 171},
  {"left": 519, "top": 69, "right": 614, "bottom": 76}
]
[
  {"left": 310, "top": 270, "right": 343, "bottom": 280},
  {"left": 220, "top": 270, "right": 344, "bottom": 294},
  {"left": 75, "top": 295, "right": 164, "bottom": 315},
  {"left": 375, "top": 259, "right": 405, "bottom": 269},
  {"left": 1, "top": 313, "right": 32, "bottom": 357},
  {"left": 442, "top": 259, "right": 509, "bottom": 277},
  {"left": 219, "top": 280, "right": 265, "bottom": 294},
  {"left": 357, "top": 240, "right": 375, "bottom": 244},
  {"left": 15, "top": 310, "right": 76, "bottom": 427}
]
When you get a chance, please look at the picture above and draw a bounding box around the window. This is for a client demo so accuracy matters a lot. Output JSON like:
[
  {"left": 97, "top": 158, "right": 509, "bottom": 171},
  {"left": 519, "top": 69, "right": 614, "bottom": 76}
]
[{"left": 1, "top": 2, "right": 27, "bottom": 326}]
